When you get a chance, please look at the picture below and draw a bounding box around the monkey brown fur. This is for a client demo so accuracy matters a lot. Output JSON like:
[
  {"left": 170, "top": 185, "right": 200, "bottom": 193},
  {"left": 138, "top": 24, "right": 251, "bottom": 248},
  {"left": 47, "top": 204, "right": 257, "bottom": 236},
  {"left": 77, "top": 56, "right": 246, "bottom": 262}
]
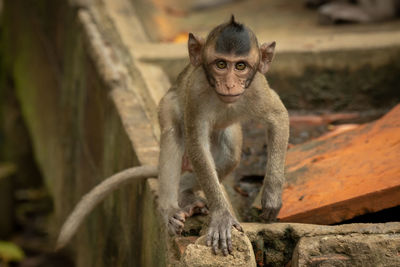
[{"left": 56, "top": 16, "right": 289, "bottom": 257}]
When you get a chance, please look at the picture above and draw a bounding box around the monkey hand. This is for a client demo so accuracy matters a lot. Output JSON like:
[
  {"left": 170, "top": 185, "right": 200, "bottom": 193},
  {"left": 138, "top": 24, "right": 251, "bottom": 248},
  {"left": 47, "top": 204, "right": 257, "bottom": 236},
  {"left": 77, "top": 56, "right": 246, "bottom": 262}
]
[
  {"left": 206, "top": 209, "right": 243, "bottom": 256},
  {"left": 166, "top": 208, "right": 189, "bottom": 236},
  {"left": 260, "top": 189, "right": 282, "bottom": 222}
]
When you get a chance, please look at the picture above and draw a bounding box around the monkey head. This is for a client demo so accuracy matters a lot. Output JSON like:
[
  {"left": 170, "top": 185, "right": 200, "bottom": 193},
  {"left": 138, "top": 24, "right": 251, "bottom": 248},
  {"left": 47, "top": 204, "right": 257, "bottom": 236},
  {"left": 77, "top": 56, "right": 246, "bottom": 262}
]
[{"left": 188, "top": 16, "right": 276, "bottom": 104}]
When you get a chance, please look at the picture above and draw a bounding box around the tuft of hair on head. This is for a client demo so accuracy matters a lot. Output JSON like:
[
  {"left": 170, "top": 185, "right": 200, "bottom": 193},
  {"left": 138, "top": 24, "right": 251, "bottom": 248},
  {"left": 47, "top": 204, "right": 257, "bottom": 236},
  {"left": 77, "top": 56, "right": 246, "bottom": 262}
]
[
  {"left": 229, "top": 14, "right": 243, "bottom": 29},
  {"left": 214, "top": 15, "right": 251, "bottom": 55}
]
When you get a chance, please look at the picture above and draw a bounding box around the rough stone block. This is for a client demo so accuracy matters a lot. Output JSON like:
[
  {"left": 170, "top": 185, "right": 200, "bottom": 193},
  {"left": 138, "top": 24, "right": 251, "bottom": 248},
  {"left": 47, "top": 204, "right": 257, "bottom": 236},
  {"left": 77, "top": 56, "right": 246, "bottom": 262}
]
[
  {"left": 180, "top": 229, "right": 256, "bottom": 267},
  {"left": 253, "top": 104, "right": 400, "bottom": 224},
  {"left": 174, "top": 236, "right": 198, "bottom": 258},
  {"left": 243, "top": 222, "right": 400, "bottom": 267},
  {"left": 292, "top": 233, "right": 400, "bottom": 267}
]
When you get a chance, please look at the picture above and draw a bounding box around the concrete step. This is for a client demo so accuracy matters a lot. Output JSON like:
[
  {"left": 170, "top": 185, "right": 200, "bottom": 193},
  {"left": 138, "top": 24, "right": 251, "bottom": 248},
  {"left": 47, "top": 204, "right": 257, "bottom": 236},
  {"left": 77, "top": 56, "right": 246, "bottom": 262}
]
[{"left": 130, "top": 0, "right": 400, "bottom": 111}]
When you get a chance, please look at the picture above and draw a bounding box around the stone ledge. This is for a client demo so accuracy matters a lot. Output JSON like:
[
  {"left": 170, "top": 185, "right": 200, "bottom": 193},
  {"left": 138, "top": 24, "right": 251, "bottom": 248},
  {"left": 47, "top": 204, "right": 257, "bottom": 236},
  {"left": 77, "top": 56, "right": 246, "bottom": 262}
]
[
  {"left": 293, "top": 233, "right": 400, "bottom": 267},
  {"left": 180, "top": 229, "right": 256, "bottom": 267},
  {"left": 243, "top": 222, "right": 400, "bottom": 267}
]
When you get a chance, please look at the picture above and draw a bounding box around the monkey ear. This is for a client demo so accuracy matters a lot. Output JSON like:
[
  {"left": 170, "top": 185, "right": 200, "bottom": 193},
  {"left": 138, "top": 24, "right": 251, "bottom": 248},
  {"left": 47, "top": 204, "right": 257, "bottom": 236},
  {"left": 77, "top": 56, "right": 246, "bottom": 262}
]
[
  {"left": 188, "top": 33, "right": 204, "bottom": 67},
  {"left": 258, "top": 41, "right": 276, "bottom": 74}
]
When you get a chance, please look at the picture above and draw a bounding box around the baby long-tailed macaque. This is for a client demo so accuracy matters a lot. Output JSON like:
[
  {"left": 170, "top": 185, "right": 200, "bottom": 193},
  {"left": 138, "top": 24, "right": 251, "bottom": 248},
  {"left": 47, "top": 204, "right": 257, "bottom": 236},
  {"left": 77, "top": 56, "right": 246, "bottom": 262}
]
[{"left": 56, "top": 16, "right": 289, "bottom": 256}]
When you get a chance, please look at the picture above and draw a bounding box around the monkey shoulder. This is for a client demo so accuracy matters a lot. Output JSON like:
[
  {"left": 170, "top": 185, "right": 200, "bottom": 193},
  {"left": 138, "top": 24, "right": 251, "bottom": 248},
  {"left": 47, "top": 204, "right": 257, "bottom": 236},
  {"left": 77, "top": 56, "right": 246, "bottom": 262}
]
[
  {"left": 184, "top": 67, "right": 213, "bottom": 101},
  {"left": 174, "top": 64, "right": 197, "bottom": 89},
  {"left": 244, "top": 74, "right": 271, "bottom": 102},
  {"left": 240, "top": 74, "right": 288, "bottom": 122}
]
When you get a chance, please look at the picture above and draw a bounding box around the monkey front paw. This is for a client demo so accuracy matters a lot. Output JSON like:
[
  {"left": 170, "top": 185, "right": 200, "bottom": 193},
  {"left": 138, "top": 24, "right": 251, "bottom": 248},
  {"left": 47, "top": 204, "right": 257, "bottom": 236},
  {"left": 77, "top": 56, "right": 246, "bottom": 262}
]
[
  {"left": 260, "top": 198, "right": 282, "bottom": 222},
  {"left": 260, "top": 205, "right": 281, "bottom": 222},
  {"left": 167, "top": 209, "right": 188, "bottom": 236},
  {"left": 206, "top": 209, "right": 243, "bottom": 256}
]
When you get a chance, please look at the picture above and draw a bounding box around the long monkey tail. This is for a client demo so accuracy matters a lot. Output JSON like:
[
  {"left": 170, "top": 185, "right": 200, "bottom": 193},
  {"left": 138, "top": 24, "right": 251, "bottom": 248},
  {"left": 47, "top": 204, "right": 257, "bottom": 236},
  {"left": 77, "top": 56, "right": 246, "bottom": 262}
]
[{"left": 56, "top": 165, "right": 158, "bottom": 250}]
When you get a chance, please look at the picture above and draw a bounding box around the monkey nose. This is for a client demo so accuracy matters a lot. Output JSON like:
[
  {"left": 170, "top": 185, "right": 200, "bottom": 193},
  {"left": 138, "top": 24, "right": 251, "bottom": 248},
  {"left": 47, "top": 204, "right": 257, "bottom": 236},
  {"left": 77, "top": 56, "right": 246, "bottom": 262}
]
[{"left": 226, "top": 84, "right": 235, "bottom": 90}]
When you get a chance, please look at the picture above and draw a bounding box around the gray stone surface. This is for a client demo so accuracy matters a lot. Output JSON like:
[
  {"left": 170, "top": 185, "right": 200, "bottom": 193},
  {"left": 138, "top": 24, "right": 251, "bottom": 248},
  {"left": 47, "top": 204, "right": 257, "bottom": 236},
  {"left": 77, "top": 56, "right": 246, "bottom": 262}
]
[
  {"left": 292, "top": 234, "right": 400, "bottom": 267},
  {"left": 243, "top": 222, "right": 400, "bottom": 267},
  {"left": 1, "top": 0, "right": 163, "bottom": 266}
]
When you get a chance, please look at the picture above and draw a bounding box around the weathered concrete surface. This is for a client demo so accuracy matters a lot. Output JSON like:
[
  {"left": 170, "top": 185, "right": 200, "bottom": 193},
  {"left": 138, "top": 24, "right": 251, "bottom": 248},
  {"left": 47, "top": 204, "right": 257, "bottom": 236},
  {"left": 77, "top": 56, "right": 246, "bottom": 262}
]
[
  {"left": 133, "top": 0, "right": 400, "bottom": 49},
  {"left": 1, "top": 0, "right": 164, "bottom": 266},
  {"left": 140, "top": 45, "right": 400, "bottom": 111},
  {"left": 243, "top": 222, "right": 400, "bottom": 267},
  {"left": 252, "top": 104, "right": 400, "bottom": 225},
  {"left": 292, "top": 233, "right": 400, "bottom": 267},
  {"left": 180, "top": 229, "right": 256, "bottom": 267},
  {"left": 174, "top": 236, "right": 199, "bottom": 258},
  {"left": 132, "top": 0, "right": 400, "bottom": 111}
]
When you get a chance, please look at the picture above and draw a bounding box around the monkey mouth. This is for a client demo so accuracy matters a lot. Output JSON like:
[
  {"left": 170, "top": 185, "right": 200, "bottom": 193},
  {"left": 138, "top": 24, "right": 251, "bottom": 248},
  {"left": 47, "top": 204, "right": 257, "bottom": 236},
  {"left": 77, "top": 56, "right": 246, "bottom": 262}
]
[{"left": 216, "top": 92, "right": 243, "bottom": 103}]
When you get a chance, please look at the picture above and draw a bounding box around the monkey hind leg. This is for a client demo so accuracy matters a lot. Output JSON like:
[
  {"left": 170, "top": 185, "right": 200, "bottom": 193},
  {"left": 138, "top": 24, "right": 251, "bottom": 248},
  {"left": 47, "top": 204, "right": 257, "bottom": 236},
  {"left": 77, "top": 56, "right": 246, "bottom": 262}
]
[
  {"left": 179, "top": 189, "right": 209, "bottom": 216},
  {"left": 167, "top": 191, "right": 208, "bottom": 236},
  {"left": 166, "top": 173, "right": 208, "bottom": 236},
  {"left": 179, "top": 172, "right": 209, "bottom": 217}
]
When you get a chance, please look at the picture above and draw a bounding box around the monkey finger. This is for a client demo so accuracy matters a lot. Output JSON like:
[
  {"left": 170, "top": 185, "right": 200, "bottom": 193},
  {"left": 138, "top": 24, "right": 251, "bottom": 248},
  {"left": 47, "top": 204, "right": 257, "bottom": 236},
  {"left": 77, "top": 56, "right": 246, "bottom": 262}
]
[
  {"left": 168, "top": 217, "right": 185, "bottom": 236},
  {"left": 219, "top": 230, "right": 228, "bottom": 256},
  {"left": 173, "top": 211, "right": 187, "bottom": 222},
  {"left": 226, "top": 229, "right": 233, "bottom": 254},
  {"left": 206, "top": 229, "right": 213, "bottom": 247},
  {"left": 212, "top": 231, "right": 220, "bottom": 255},
  {"left": 185, "top": 206, "right": 196, "bottom": 217},
  {"left": 184, "top": 201, "right": 207, "bottom": 217},
  {"left": 233, "top": 222, "right": 243, "bottom": 232},
  {"left": 190, "top": 201, "right": 205, "bottom": 215},
  {"left": 193, "top": 200, "right": 206, "bottom": 208},
  {"left": 170, "top": 218, "right": 185, "bottom": 228}
]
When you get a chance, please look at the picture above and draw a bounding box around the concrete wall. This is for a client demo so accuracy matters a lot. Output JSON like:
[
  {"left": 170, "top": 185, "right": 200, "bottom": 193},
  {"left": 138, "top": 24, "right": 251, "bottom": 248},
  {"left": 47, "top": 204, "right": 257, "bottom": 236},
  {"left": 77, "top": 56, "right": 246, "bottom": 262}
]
[{"left": 1, "top": 1, "right": 165, "bottom": 266}]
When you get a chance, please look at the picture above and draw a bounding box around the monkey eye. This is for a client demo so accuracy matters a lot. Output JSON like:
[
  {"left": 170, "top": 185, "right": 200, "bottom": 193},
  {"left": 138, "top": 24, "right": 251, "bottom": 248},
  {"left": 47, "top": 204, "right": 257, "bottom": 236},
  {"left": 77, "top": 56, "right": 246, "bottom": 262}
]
[
  {"left": 216, "top": 60, "right": 227, "bottom": 69},
  {"left": 235, "top": 62, "right": 246, "bottom": 70}
]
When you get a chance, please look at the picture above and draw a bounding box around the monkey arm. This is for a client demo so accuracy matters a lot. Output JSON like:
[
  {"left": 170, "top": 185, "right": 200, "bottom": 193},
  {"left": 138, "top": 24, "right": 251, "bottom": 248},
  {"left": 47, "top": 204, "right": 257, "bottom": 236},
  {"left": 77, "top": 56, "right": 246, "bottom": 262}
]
[
  {"left": 185, "top": 117, "right": 228, "bottom": 210},
  {"left": 56, "top": 165, "right": 158, "bottom": 250},
  {"left": 158, "top": 126, "right": 184, "bottom": 213},
  {"left": 261, "top": 93, "right": 289, "bottom": 222},
  {"left": 260, "top": 115, "right": 289, "bottom": 221},
  {"left": 185, "top": 118, "right": 242, "bottom": 256},
  {"left": 157, "top": 91, "right": 190, "bottom": 235},
  {"left": 249, "top": 87, "right": 289, "bottom": 222}
]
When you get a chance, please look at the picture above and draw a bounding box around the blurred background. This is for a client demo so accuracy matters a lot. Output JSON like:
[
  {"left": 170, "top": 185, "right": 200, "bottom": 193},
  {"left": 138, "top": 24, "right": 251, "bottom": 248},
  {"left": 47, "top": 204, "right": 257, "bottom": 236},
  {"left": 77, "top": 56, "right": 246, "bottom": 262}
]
[{"left": 0, "top": 0, "right": 399, "bottom": 266}]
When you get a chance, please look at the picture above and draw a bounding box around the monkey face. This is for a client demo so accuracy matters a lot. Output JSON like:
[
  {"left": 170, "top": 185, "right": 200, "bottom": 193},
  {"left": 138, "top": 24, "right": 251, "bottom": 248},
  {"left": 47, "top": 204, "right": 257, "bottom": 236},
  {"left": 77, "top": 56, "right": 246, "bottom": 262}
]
[
  {"left": 203, "top": 50, "right": 259, "bottom": 104},
  {"left": 204, "top": 53, "right": 257, "bottom": 103},
  {"left": 187, "top": 17, "right": 276, "bottom": 104}
]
